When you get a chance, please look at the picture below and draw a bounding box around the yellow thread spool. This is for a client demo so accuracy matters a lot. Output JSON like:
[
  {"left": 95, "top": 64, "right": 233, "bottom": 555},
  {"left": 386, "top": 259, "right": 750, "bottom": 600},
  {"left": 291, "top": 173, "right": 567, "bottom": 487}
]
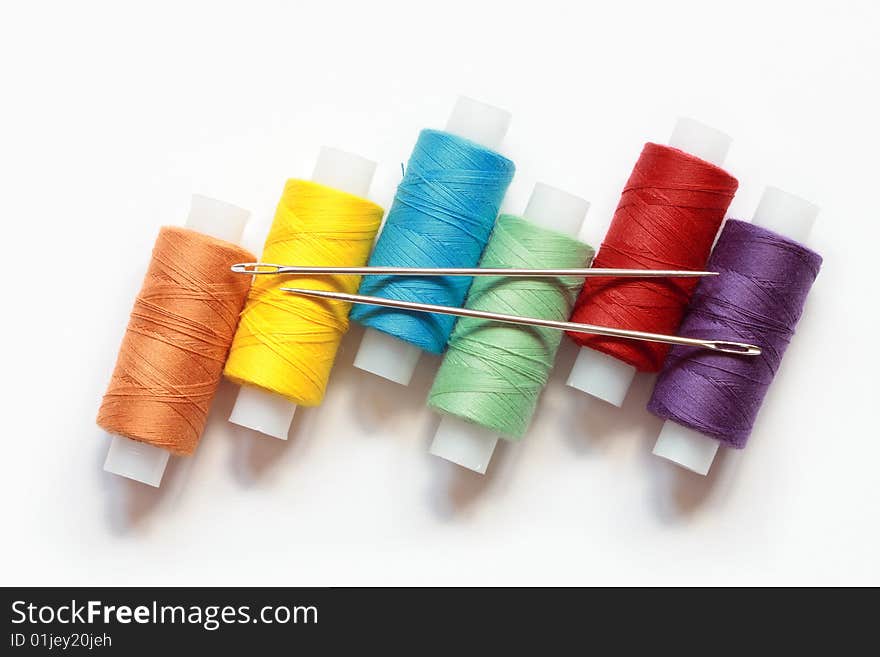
[{"left": 224, "top": 179, "right": 384, "bottom": 409}]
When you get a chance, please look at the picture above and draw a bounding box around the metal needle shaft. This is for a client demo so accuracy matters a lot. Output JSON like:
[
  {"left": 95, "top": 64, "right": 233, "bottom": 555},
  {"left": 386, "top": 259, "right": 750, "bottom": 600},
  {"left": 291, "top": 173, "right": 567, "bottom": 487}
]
[
  {"left": 232, "top": 262, "right": 719, "bottom": 279},
  {"left": 280, "top": 287, "right": 762, "bottom": 356}
]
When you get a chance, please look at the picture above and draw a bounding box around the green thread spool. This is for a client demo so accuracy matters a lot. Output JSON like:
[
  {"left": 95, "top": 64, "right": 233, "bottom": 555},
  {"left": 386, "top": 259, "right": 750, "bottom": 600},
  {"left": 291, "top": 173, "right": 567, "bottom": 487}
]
[{"left": 428, "top": 184, "right": 595, "bottom": 473}]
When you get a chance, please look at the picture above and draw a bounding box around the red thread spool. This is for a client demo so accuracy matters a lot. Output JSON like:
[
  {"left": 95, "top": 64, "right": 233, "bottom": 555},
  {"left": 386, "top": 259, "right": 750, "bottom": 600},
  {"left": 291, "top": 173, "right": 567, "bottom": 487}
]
[{"left": 566, "top": 143, "right": 738, "bottom": 371}]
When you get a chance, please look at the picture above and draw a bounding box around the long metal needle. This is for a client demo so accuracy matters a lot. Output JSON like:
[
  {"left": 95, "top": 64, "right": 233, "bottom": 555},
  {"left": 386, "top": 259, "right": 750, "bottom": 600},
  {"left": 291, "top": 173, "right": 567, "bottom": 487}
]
[
  {"left": 280, "top": 287, "right": 762, "bottom": 356},
  {"left": 232, "top": 262, "right": 719, "bottom": 279}
]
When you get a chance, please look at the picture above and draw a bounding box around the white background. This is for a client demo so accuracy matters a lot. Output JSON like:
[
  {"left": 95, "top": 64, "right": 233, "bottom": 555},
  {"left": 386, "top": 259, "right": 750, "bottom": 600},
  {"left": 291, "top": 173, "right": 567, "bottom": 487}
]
[{"left": 2, "top": 0, "right": 878, "bottom": 586}]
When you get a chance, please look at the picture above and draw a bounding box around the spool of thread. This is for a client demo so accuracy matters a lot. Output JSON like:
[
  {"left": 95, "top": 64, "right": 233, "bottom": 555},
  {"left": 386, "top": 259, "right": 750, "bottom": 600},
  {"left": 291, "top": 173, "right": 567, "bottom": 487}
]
[
  {"left": 565, "top": 118, "right": 739, "bottom": 407},
  {"left": 649, "top": 187, "right": 822, "bottom": 475},
  {"left": 351, "top": 96, "right": 516, "bottom": 386},
  {"left": 427, "top": 184, "right": 594, "bottom": 473},
  {"left": 99, "top": 196, "right": 255, "bottom": 487},
  {"left": 225, "top": 148, "right": 384, "bottom": 440}
]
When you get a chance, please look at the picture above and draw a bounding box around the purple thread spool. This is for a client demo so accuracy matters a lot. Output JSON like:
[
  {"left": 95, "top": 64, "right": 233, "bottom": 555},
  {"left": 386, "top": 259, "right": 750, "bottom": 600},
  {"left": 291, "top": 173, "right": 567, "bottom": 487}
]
[{"left": 649, "top": 188, "right": 823, "bottom": 475}]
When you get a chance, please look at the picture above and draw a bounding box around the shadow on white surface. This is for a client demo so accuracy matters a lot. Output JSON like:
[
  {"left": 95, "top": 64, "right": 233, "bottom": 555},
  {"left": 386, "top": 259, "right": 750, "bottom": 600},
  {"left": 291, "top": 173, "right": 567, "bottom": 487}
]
[
  {"left": 337, "top": 323, "right": 526, "bottom": 516},
  {"left": 422, "top": 415, "right": 522, "bottom": 519},
  {"left": 99, "top": 432, "right": 196, "bottom": 535},
  {"left": 644, "top": 445, "right": 744, "bottom": 520},
  {"left": 556, "top": 353, "right": 662, "bottom": 457},
  {"left": 552, "top": 338, "right": 742, "bottom": 517},
  {"left": 344, "top": 326, "right": 441, "bottom": 434},
  {"left": 219, "top": 382, "right": 317, "bottom": 486}
]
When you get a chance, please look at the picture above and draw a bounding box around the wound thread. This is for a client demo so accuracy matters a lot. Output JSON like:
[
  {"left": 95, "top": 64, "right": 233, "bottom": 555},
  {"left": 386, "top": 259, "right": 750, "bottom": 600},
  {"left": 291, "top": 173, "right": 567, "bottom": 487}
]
[
  {"left": 224, "top": 179, "right": 384, "bottom": 405},
  {"left": 647, "top": 220, "right": 822, "bottom": 447},
  {"left": 428, "top": 215, "right": 594, "bottom": 438},
  {"left": 97, "top": 226, "right": 255, "bottom": 456},
  {"left": 350, "top": 129, "right": 515, "bottom": 353},
  {"left": 567, "top": 143, "right": 738, "bottom": 371}
]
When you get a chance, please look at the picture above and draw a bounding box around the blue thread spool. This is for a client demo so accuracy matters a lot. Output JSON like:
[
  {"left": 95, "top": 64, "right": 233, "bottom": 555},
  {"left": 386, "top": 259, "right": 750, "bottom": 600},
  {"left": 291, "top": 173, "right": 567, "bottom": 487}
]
[{"left": 351, "top": 97, "right": 515, "bottom": 385}]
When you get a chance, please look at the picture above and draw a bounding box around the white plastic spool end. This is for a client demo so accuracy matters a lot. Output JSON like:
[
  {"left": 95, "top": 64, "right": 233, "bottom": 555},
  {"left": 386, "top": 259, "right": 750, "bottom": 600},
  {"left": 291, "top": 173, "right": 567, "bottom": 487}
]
[
  {"left": 225, "top": 366, "right": 298, "bottom": 441},
  {"left": 430, "top": 416, "right": 499, "bottom": 475},
  {"left": 752, "top": 186, "right": 819, "bottom": 244},
  {"left": 104, "top": 194, "right": 251, "bottom": 485},
  {"left": 653, "top": 185, "right": 819, "bottom": 475},
  {"left": 669, "top": 117, "right": 732, "bottom": 167},
  {"left": 228, "top": 147, "right": 377, "bottom": 438},
  {"left": 228, "top": 386, "right": 296, "bottom": 440},
  {"left": 353, "top": 329, "right": 423, "bottom": 386},
  {"left": 103, "top": 436, "right": 171, "bottom": 487},
  {"left": 566, "top": 347, "right": 637, "bottom": 407},
  {"left": 445, "top": 96, "right": 511, "bottom": 152},
  {"left": 312, "top": 146, "right": 376, "bottom": 199},
  {"left": 653, "top": 422, "right": 721, "bottom": 475},
  {"left": 185, "top": 194, "right": 250, "bottom": 245},
  {"left": 523, "top": 183, "right": 590, "bottom": 238}
]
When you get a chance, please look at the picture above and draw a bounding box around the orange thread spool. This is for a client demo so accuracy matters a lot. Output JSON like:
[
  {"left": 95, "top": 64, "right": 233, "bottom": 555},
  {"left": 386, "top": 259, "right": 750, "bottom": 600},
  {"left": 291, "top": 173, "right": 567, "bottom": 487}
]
[{"left": 97, "top": 226, "right": 254, "bottom": 455}]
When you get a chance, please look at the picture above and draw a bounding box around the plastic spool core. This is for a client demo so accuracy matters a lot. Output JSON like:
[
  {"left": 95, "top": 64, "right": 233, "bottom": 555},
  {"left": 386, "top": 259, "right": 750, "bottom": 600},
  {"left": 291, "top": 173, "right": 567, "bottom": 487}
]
[
  {"left": 751, "top": 186, "right": 818, "bottom": 244},
  {"left": 668, "top": 117, "right": 732, "bottom": 167},
  {"left": 103, "top": 195, "right": 251, "bottom": 486},
  {"left": 227, "top": 147, "right": 377, "bottom": 439},
  {"left": 653, "top": 186, "right": 819, "bottom": 475},
  {"left": 430, "top": 183, "right": 589, "bottom": 473},
  {"left": 352, "top": 96, "right": 512, "bottom": 386},
  {"left": 566, "top": 117, "right": 731, "bottom": 407},
  {"left": 184, "top": 194, "right": 249, "bottom": 245},
  {"left": 444, "top": 96, "right": 512, "bottom": 152}
]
